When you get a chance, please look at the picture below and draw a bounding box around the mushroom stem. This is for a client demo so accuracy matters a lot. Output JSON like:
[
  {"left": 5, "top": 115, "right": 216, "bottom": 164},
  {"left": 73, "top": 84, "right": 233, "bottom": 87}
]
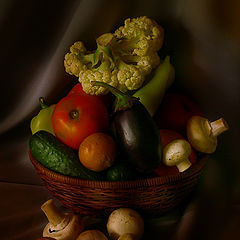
[
  {"left": 41, "top": 199, "right": 67, "bottom": 227},
  {"left": 187, "top": 116, "right": 229, "bottom": 153},
  {"left": 210, "top": 118, "right": 229, "bottom": 137},
  {"left": 41, "top": 199, "right": 84, "bottom": 240},
  {"left": 176, "top": 158, "right": 192, "bottom": 173},
  {"left": 41, "top": 199, "right": 72, "bottom": 233}
]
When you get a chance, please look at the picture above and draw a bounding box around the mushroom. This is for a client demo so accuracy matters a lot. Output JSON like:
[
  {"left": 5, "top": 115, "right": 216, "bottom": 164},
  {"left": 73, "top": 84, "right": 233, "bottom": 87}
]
[
  {"left": 117, "top": 233, "right": 135, "bottom": 240},
  {"left": 41, "top": 199, "right": 84, "bottom": 240},
  {"left": 76, "top": 229, "right": 108, "bottom": 240},
  {"left": 163, "top": 139, "right": 192, "bottom": 172},
  {"left": 187, "top": 116, "right": 229, "bottom": 153},
  {"left": 106, "top": 208, "right": 144, "bottom": 240},
  {"left": 36, "top": 238, "right": 56, "bottom": 240}
]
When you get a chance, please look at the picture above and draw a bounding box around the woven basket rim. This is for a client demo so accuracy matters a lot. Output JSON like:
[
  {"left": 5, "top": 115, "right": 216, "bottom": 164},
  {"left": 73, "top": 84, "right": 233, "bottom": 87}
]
[{"left": 29, "top": 150, "right": 208, "bottom": 189}]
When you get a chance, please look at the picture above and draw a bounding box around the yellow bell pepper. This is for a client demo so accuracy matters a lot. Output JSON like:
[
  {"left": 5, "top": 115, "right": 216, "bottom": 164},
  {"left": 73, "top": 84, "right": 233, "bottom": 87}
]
[{"left": 30, "top": 97, "right": 55, "bottom": 135}]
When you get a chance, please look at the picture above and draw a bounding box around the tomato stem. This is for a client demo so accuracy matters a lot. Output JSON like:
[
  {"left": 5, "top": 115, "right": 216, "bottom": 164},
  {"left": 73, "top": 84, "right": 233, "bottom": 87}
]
[{"left": 69, "top": 109, "right": 79, "bottom": 120}]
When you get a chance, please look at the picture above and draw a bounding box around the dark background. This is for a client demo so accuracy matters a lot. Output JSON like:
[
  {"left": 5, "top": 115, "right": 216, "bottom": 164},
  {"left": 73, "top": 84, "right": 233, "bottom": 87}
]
[{"left": 0, "top": 0, "right": 240, "bottom": 239}]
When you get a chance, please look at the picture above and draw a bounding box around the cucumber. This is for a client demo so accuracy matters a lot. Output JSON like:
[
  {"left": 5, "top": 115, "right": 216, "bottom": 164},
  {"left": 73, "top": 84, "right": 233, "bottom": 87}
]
[
  {"left": 29, "top": 130, "right": 102, "bottom": 180},
  {"left": 106, "top": 162, "right": 138, "bottom": 181}
]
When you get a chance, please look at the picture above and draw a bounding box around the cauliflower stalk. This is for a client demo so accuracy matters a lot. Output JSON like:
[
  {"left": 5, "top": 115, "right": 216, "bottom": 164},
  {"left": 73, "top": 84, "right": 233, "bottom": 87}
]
[{"left": 64, "top": 16, "right": 164, "bottom": 95}]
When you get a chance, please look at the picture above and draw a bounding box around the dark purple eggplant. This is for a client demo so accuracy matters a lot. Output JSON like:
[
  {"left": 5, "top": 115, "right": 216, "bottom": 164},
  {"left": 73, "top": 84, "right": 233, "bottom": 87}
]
[{"left": 92, "top": 81, "right": 162, "bottom": 173}]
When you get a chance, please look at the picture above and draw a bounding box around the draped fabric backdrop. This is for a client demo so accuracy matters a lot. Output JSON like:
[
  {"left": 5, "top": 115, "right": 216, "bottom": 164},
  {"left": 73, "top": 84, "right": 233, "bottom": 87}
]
[{"left": 0, "top": 0, "right": 239, "bottom": 239}]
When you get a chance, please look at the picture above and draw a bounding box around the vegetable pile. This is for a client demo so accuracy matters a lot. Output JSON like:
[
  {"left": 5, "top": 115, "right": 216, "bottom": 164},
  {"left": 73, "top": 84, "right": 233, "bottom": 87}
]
[{"left": 29, "top": 16, "right": 229, "bottom": 182}]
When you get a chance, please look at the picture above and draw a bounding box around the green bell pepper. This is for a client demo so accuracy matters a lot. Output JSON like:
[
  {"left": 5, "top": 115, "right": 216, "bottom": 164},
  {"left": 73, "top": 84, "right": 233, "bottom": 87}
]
[
  {"left": 133, "top": 56, "right": 175, "bottom": 116},
  {"left": 30, "top": 97, "right": 56, "bottom": 135}
]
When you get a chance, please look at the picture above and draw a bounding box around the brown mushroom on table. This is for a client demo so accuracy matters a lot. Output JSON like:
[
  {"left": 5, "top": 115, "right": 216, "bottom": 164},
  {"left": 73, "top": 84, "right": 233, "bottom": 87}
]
[
  {"left": 162, "top": 139, "right": 192, "bottom": 172},
  {"left": 41, "top": 199, "right": 84, "bottom": 240},
  {"left": 117, "top": 233, "right": 136, "bottom": 240},
  {"left": 76, "top": 229, "right": 108, "bottom": 240},
  {"left": 107, "top": 208, "right": 144, "bottom": 240},
  {"left": 187, "top": 116, "right": 229, "bottom": 153},
  {"left": 36, "top": 238, "right": 56, "bottom": 240}
]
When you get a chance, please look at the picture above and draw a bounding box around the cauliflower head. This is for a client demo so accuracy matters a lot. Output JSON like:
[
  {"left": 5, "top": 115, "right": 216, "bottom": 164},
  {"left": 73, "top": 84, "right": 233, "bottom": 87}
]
[
  {"left": 117, "top": 60, "right": 145, "bottom": 90},
  {"left": 64, "top": 41, "right": 92, "bottom": 77},
  {"left": 64, "top": 16, "right": 164, "bottom": 95},
  {"left": 80, "top": 68, "right": 119, "bottom": 95},
  {"left": 114, "top": 16, "right": 164, "bottom": 56},
  {"left": 113, "top": 16, "right": 163, "bottom": 78}
]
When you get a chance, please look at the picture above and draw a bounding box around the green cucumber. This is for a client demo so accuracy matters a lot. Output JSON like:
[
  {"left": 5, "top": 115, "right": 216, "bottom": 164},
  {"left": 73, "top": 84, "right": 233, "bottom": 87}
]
[
  {"left": 29, "top": 130, "right": 102, "bottom": 180},
  {"left": 106, "top": 162, "right": 138, "bottom": 181}
]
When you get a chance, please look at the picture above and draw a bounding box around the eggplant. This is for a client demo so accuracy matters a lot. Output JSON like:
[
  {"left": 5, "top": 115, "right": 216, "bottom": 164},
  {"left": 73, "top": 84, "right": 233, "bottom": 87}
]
[{"left": 92, "top": 81, "right": 162, "bottom": 173}]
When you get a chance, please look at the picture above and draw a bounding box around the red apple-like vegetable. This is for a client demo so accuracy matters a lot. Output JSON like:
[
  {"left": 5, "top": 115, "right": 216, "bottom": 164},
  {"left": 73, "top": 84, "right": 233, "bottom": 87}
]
[
  {"left": 68, "top": 83, "right": 86, "bottom": 96},
  {"left": 68, "top": 83, "right": 113, "bottom": 108},
  {"left": 154, "top": 93, "right": 202, "bottom": 135},
  {"left": 51, "top": 93, "right": 109, "bottom": 149}
]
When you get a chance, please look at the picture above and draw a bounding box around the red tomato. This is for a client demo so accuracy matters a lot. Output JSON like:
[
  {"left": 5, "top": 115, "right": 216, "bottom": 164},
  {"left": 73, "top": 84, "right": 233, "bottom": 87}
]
[
  {"left": 154, "top": 129, "right": 197, "bottom": 176},
  {"left": 154, "top": 93, "right": 202, "bottom": 135},
  {"left": 67, "top": 83, "right": 113, "bottom": 109},
  {"left": 51, "top": 93, "right": 109, "bottom": 149},
  {"left": 68, "top": 83, "right": 87, "bottom": 96}
]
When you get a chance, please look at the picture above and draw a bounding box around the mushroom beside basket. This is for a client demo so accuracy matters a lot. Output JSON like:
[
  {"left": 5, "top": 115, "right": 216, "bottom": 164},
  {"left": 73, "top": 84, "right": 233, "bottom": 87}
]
[{"left": 29, "top": 151, "right": 207, "bottom": 218}]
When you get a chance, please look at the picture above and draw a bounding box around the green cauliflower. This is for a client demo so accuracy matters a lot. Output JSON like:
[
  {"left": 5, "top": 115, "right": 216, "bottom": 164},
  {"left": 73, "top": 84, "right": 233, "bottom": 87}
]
[{"left": 64, "top": 16, "right": 164, "bottom": 95}]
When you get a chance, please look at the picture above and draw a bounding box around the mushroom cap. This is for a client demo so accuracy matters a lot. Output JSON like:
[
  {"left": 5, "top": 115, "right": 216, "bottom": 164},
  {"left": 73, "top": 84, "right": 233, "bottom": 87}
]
[
  {"left": 43, "top": 214, "right": 84, "bottom": 240},
  {"left": 118, "top": 233, "right": 135, "bottom": 240},
  {"left": 163, "top": 139, "right": 192, "bottom": 172},
  {"left": 76, "top": 230, "right": 108, "bottom": 240},
  {"left": 107, "top": 208, "right": 144, "bottom": 240},
  {"left": 187, "top": 116, "right": 217, "bottom": 153},
  {"left": 163, "top": 139, "right": 191, "bottom": 166},
  {"left": 36, "top": 238, "right": 56, "bottom": 240}
]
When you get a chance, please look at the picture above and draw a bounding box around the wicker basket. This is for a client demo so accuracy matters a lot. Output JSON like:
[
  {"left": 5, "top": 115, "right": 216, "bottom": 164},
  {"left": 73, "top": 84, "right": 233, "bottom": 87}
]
[{"left": 29, "top": 151, "right": 207, "bottom": 218}]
